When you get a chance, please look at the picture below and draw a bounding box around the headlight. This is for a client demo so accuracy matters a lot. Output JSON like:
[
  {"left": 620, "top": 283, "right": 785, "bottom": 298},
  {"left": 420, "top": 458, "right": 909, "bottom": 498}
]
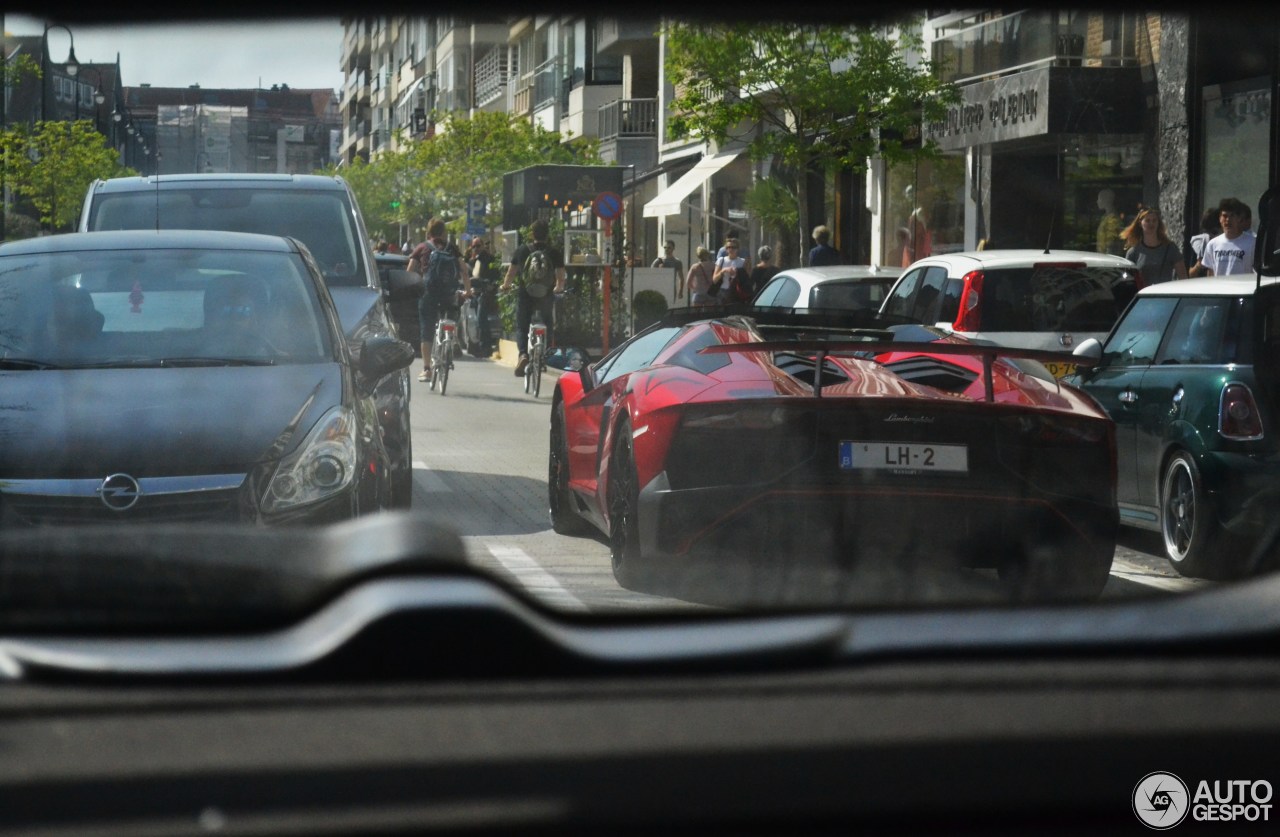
[{"left": 262, "top": 406, "right": 359, "bottom": 513}]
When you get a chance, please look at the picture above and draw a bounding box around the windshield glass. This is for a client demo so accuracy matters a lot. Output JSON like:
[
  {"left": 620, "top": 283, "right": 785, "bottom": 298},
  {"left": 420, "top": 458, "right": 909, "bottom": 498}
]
[
  {"left": 85, "top": 188, "right": 368, "bottom": 286},
  {"left": 0, "top": 248, "right": 332, "bottom": 365},
  {"left": 0, "top": 6, "right": 1271, "bottom": 624}
]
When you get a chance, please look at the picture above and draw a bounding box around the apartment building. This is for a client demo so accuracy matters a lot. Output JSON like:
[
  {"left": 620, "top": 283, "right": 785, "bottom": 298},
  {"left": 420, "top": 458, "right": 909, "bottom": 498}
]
[{"left": 339, "top": 15, "right": 671, "bottom": 263}]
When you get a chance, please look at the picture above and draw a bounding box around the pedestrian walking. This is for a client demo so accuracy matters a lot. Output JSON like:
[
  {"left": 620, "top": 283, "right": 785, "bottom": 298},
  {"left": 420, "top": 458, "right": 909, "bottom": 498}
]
[
  {"left": 1201, "top": 197, "right": 1256, "bottom": 276},
  {"left": 1122, "top": 208, "right": 1187, "bottom": 283},
  {"left": 1186, "top": 207, "right": 1223, "bottom": 278},
  {"left": 809, "top": 225, "right": 840, "bottom": 266},
  {"left": 686, "top": 246, "right": 717, "bottom": 306}
]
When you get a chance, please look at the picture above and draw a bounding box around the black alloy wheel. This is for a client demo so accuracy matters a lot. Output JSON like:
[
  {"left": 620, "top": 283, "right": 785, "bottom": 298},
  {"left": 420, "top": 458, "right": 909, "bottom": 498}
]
[{"left": 608, "top": 423, "right": 641, "bottom": 585}]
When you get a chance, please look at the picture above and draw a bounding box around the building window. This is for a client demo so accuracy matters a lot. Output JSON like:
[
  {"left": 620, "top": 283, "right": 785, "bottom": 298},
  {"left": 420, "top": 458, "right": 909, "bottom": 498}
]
[{"left": 1202, "top": 77, "right": 1271, "bottom": 216}]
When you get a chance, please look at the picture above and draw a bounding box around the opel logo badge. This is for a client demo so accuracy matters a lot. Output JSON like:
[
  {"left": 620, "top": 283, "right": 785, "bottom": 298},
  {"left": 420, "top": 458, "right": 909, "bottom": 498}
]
[
  {"left": 1060, "top": 333, "right": 1074, "bottom": 347},
  {"left": 97, "top": 473, "right": 142, "bottom": 511}
]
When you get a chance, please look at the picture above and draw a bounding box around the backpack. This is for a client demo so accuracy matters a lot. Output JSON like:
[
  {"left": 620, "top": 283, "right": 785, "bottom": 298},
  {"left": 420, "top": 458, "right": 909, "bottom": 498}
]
[
  {"left": 423, "top": 244, "right": 460, "bottom": 300},
  {"left": 522, "top": 247, "right": 554, "bottom": 298}
]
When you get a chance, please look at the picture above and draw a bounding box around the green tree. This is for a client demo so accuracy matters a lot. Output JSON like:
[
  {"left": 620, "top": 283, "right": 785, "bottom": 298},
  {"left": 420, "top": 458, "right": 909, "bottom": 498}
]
[
  {"left": 663, "top": 19, "right": 958, "bottom": 264},
  {"left": 318, "top": 135, "right": 437, "bottom": 242},
  {"left": 412, "top": 110, "right": 605, "bottom": 238},
  {"left": 0, "top": 120, "right": 135, "bottom": 233}
]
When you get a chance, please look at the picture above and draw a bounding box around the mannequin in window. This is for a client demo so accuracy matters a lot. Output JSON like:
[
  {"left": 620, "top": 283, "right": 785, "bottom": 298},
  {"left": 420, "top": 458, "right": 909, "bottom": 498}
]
[{"left": 1096, "top": 189, "right": 1125, "bottom": 256}]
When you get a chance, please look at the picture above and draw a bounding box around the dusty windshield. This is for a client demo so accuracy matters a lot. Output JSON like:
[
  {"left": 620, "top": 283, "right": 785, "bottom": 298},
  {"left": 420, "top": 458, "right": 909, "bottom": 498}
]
[{"left": 0, "top": 7, "right": 1275, "bottom": 622}]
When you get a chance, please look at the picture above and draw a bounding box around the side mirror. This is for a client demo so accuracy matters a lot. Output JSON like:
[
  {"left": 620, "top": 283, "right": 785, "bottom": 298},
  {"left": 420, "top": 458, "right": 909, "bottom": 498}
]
[
  {"left": 357, "top": 336, "right": 415, "bottom": 394},
  {"left": 1073, "top": 337, "right": 1102, "bottom": 363},
  {"left": 1256, "top": 186, "right": 1280, "bottom": 277},
  {"left": 383, "top": 268, "right": 424, "bottom": 301}
]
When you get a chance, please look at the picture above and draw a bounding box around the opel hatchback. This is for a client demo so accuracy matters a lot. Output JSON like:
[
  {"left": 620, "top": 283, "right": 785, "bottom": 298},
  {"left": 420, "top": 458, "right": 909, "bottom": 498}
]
[
  {"left": 0, "top": 231, "right": 414, "bottom": 526},
  {"left": 879, "top": 250, "right": 1139, "bottom": 378}
]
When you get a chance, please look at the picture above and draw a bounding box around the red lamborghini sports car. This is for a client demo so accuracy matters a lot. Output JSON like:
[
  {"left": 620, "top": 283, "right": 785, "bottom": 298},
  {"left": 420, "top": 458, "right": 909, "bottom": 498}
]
[{"left": 548, "top": 310, "right": 1118, "bottom": 607}]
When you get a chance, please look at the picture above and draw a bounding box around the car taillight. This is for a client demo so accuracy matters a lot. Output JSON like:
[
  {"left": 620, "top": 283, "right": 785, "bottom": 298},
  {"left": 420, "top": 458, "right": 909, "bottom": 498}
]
[
  {"left": 1220, "top": 383, "right": 1264, "bottom": 440},
  {"left": 955, "top": 270, "right": 984, "bottom": 331}
]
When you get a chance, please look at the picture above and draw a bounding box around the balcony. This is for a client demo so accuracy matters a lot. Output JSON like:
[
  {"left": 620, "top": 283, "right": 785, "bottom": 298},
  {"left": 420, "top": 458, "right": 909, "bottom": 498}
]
[
  {"left": 533, "top": 57, "right": 560, "bottom": 110},
  {"left": 598, "top": 98, "right": 657, "bottom": 140},
  {"left": 596, "top": 18, "right": 659, "bottom": 56},
  {"left": 511, "top": 79, "right": 534, "bottom": 116},
  {"left": 933, "top": 10, "right": 1137, "bottom": 85},
  {"left": 474, "top": 46, "right": 512, "bottom": 109}
]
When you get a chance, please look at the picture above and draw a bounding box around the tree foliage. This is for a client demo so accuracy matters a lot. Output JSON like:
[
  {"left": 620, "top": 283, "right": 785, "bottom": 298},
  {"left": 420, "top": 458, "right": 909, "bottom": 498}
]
[
  {"left": 0, "top": 121, "right": 136, "bottom": 233},
  {"left": 322, "top": 112, "right": 606, "bottom": 243},
  {"left": 663, "top": 20, "right": 958, "bottom": 263}
]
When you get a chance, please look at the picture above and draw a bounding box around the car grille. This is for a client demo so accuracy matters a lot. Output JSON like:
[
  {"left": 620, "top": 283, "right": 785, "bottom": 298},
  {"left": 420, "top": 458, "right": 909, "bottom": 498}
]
[{"left": 0, "top": 475, "right": 248, "bottom": 527}]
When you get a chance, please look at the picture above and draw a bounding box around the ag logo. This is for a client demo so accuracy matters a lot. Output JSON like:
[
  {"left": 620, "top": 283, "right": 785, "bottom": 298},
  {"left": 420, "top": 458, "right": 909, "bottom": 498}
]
[{"left": 1134, "top": 772, "right": 1190, "bottom": 829}]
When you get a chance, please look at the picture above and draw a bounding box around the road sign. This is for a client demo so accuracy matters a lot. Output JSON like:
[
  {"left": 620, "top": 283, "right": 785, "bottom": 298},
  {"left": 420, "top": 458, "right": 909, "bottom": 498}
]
[
  {"left": 466, "top": 194, "right": 487, "bottom": 236},
  {"left": 593, "top": 191, "right": 623, "bottom": 221}
]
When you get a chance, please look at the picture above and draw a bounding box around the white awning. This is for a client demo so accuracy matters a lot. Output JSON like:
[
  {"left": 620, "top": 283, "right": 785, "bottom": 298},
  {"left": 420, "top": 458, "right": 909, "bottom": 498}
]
[{"left": 642, "top": 150, "right": 743, "bottom": 218}]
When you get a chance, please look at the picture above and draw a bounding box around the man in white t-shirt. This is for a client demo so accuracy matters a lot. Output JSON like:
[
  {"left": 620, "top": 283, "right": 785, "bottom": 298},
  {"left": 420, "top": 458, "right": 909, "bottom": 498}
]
[{"left": 1202, "top": 197, "right": 1256, "bottom": 276}]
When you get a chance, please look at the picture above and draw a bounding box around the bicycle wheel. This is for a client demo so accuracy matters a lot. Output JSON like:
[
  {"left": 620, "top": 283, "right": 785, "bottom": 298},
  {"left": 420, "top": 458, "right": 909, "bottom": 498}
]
[
  {"left": 523, "top": 350, "right": 533, "bottom": 394},
  {"left": 530, "top": 346, "right": 543, "bottom": 398},
  {"left": 438, "top": 340, "right": 451, "bottom": 395},
  {"left": 429, "top": 339, "right": 441, "bottom": 392}
]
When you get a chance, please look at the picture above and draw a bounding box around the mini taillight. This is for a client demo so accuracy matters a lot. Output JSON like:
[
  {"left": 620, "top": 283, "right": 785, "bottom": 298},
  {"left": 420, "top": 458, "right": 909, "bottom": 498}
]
[
  {"left": 1220, "top": 383, "right": 1264, "bottom": 440},
  {"left": 955, "top": 270, "right": 984, "bottom": 331}
]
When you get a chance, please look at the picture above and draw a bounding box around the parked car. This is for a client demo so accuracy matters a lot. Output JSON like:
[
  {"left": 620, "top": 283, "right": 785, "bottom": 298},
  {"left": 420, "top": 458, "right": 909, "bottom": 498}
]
[
  {"left": 879, "top": 250, "right": 1140, "bottom": 379},
  {"left": 549, "top": 309, "right": 1118, "bottom": 606},
  {"left": 78, "top": 173, "right": 416, "bottom": 508},
  {"left": 375, "top": 252, "right": 423, "bottom": 352},
  {"left": 0, "top": 230, "right": 414, "bottom": 526},
  {"left": 751, "top": 265, "right": 903, "bottom": 312},
  {"left": 1065, "top": 275, "right": 1280, "bottom": 579}
]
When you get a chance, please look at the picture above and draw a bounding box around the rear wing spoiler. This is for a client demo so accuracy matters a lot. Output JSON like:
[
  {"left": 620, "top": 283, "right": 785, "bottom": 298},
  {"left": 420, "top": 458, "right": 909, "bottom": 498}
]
[{"left": 700, "top": 339, "right": 1098, "bottom": 402}]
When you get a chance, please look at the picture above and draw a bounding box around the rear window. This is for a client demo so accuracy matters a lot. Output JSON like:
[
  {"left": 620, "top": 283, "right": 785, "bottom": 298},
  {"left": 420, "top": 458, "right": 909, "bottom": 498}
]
[
  {"left": 86, "top": 188, "right": 367, "bottom": 287},
  {"left": 979, "top": 265, "right": 1132, "bottom": 333},
  {"left": 808, "top": 279, "right": 894, "bottom": 311}
]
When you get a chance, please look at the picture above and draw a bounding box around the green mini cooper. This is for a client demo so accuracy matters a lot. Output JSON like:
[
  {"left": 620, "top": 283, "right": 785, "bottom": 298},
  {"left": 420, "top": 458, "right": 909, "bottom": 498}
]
[{"left": 1066, "top": 277, "right": 1280, "bottom": 579}]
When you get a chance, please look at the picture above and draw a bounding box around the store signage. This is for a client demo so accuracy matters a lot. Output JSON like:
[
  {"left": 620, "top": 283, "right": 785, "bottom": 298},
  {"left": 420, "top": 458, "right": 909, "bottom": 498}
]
[{"left": 925, "top": 67, "right": 1050, "bottom": 151}]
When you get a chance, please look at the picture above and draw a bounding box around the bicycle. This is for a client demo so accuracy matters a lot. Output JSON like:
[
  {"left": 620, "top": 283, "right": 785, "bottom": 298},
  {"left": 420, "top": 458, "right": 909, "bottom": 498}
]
[
  {"left": 524, "top": 316, "right": 548, "bottom": 398},
  {"left": 430, "top": 310, "right": 458, "bottom": 396}
]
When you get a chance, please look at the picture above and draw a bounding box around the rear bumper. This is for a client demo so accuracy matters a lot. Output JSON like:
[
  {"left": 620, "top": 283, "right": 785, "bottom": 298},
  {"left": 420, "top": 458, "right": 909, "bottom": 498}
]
[{"left": 629, "top": 471, "right": 1117, "bottom": 603}]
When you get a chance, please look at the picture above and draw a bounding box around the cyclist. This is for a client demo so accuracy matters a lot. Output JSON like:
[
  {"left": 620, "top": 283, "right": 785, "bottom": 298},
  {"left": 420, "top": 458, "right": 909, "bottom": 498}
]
[
  {"left": 501, "top": 218, "right": 566, "bottom": 377},
  {"left": 409, "top": 217, "right": 470, "bottom": 382}
]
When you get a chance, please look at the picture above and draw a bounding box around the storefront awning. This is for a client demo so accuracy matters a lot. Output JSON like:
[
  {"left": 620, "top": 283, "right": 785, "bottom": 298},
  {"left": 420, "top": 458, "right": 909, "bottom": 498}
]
[{"left": 642, "top": 150, "right": 743, "bottom": 218}]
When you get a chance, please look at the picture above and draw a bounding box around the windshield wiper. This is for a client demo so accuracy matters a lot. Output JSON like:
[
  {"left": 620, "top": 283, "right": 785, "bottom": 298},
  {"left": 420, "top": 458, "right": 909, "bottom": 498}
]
[
  {"left": 69, "top": 357, "right": 277, "bottom": 369},
  {"left": 0, "top": 358, "right": 63, "bottom": 370}
]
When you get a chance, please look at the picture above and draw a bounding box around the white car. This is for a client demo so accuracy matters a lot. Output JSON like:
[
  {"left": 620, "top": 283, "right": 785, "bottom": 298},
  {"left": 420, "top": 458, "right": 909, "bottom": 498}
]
[
  {"left": 751, "top": 265, "right": 903, "bottom": 312},
  {"left": 878, "top": 249, "right": 1141, "bottom": 378}
]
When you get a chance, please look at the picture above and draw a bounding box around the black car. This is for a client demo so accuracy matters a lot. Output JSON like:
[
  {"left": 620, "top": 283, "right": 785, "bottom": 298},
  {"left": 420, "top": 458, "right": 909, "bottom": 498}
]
[
  {"left": 375, "top": 251, "right": 423, "bottom": 353},
  {"left": 78, "top": 174, "right": 416, "bottom": 508},
  {"left": 0, "top": 230, "right": 414, "bottom": 526}
]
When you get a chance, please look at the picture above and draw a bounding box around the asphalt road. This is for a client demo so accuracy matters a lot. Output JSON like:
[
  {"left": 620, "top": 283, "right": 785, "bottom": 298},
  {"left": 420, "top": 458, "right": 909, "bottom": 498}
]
[{"left": 405, "top": 351, "right": 1204, "bottom": 614}]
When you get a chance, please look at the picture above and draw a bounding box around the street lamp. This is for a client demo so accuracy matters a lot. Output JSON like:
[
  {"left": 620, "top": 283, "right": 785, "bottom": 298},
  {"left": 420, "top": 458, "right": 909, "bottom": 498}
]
[
  {"left": 78, "top": 66, "right": 107, "bottom": 130},
  {"left": 41, "top": 23, "right": 80, "bottom": 123}
]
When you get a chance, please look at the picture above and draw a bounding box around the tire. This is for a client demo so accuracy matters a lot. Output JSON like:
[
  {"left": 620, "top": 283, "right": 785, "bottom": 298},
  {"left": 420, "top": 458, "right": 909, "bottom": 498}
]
[
  {"left": 436, "top": 340, "right": 451, "bottom": 396},
  {"left": 549, "top": 402, "right": 591, "bottom": 535},
  {"left": 529, "top": 349, "right": 543, "bottom": 398},
  {"left": 995, "top": 513, "right": 1113, "bottom": 603},
  {"left": 1160, "top": 451, "right": 1228, "bottom": 579},
  {"left": 608, "top": 423, "right": 642, "bottom": 586},
  {"left": 389, "top": 427, "right": 413, "bottom": 510},
  {"left": 523, "top": 358, "right": 533, "bottom": 394}
]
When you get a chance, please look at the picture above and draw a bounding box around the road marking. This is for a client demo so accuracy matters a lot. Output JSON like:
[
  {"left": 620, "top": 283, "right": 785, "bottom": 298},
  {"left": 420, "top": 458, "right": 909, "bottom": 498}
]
[
  {"left": 485, "top": 544, "right": 590, "bottom": 612},
  {"left": 412, "top": 462, "right": 451, "bottom": 493},
  {"left": 1110, "top": 556, "right": 1204, "bottom": 593}
]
